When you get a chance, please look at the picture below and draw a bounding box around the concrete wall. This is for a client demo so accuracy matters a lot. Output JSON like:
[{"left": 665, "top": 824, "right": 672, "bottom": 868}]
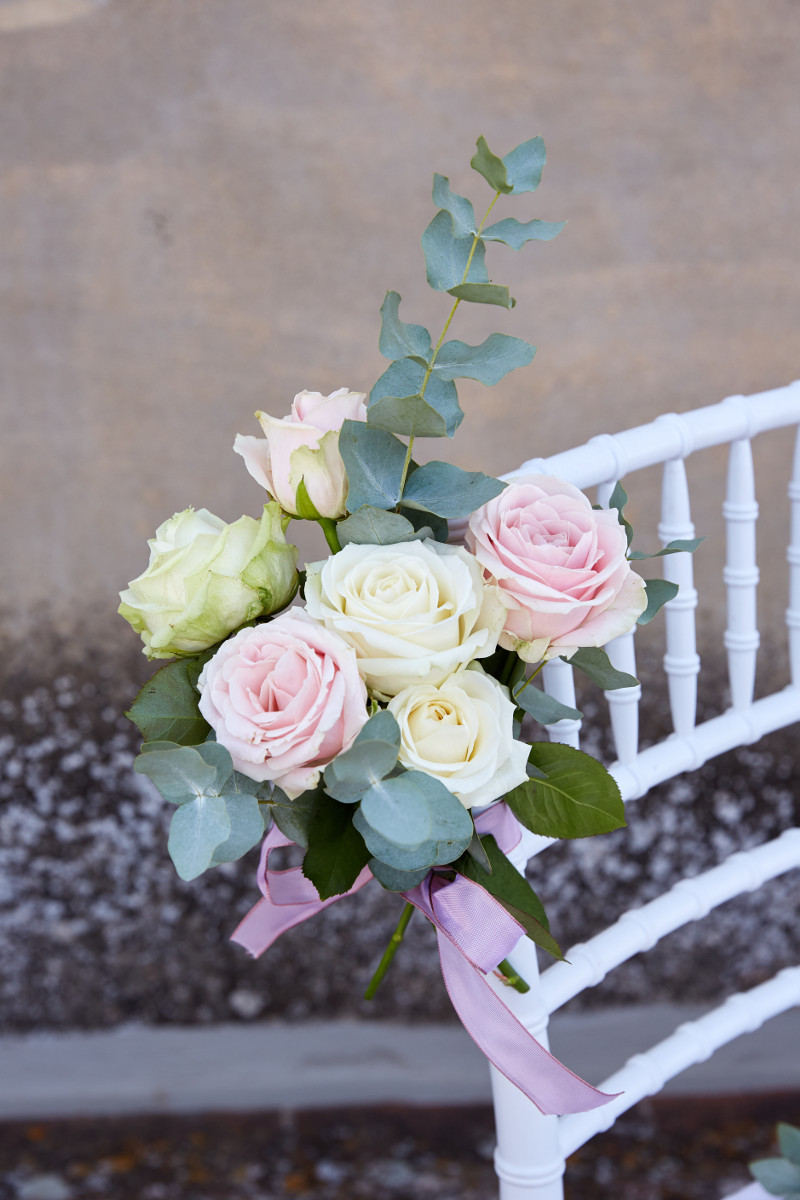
[{"left": 1, "top": 0, "right": 799, "bottom": 1033}]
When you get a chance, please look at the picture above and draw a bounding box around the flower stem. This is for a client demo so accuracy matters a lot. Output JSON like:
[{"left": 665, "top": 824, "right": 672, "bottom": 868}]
[
  {"left": 395, "top": 190, "right": 502, "bottom": 504},
  {"left": 495, "top": 958, "right": 530, "bottom": 993},
  {"left": 364, "top": 901, "right": 415, "bottom": 1000},
  {"left": 514, "top": 659, "right": 546, "bottom": 699},
  {"left": 318, "top": 517, "right": 342, "bottom": 554}
]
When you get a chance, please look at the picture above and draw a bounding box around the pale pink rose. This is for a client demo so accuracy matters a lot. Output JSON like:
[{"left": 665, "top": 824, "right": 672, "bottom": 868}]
[
  {"left": 197, "top": 609, "right": 368, "bottom": 798},
  {"left": 234, "top": 388, "right": 367, "bottom": 519},
  {"left": 467, "top": 475, "right": 647, "bottom": 662}
]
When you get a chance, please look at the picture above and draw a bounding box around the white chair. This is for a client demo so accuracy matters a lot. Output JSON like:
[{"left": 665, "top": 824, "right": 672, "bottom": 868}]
[{"left": 489, "top": 381, "right": 800, "bottom": 1199}]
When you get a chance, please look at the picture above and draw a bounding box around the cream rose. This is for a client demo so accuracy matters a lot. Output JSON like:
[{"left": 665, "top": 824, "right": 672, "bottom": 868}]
[
  {"left": 467, "top": 475, "right": 647, "bottom": 662},
  {"left": 387, "top": 667, "right": 529, "bottom": 808},
  {"left": 197, "top": 609, "right": 368, "bottom": 797},
  {"left": 118, "top": 504, "right": 298, "bottom": 659},
  {"left": 303, "top": 540, "right": 505, "bottom": 701},
  {"left": 234, "top": 387, "right": 367, "bottom": 519}
]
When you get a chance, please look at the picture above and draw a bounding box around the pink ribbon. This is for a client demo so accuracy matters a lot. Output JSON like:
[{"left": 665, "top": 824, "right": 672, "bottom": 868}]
[{"left": 231, "top": 802, "right": 614, "bottom": 1115}]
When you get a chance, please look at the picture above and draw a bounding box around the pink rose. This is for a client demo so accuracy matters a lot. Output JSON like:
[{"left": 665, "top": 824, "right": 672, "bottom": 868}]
[
  {"left": 467, "top": 475, "right": 647, "bottom": 662},
  {"left": 197, "top": 609, "right": 368, "bottom": 797},
  {"left": 234, "top": 388, "right": 367, "bottom": 519}
]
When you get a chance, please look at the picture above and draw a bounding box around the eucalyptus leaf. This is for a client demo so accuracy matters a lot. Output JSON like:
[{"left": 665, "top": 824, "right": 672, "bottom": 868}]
[
  {"left": 323, "top": 710, "right": 401, "bottom": 803},
  {"left": 512, "top": 679, "right": 582, "bottom": 724},
  {"left": 369, "top": 357, "right": 463, "bottom": 438},
  {"left": 779, "top": 1124, "right": 800, "bottom": 1168},
  {"left": 749, "top": 1157, "right": 800, "bottom": 1196},
  {"left": 433, "top": 333, "right": 536, "bottom": 385},
  {"left": 502, "top": 136, "right": 547, "bottom": 194},
  {"left": 431, "top": 173, "right": 477, "bottom": 236},
  {"left": 446, "top": 282, "right": 515, "bottom": 308},
  {"left": 126, "top": 655, "right": 212, "bottom": 746},
  {"left": 134, "top": 744, "right": 221, "bottom": 805},
  {"left": 608, "top": 480, "right": 634, "bottom": 548},
  {"left": 339, "top": 420, "right": 408, "bottom": 511},
  {"left": 482, "top": 217, "right": 565, "bottom": 247},
  {"left": 168, "top": 794, "right": 231, "bottom": 881},
  {"left": 628, "top": 537, "right": 704, "bottom": 561},
  {"left": 506, "top": 743, "right": 625, "bottom": 839},
  {"left": 338, "top": 507, "right": 419, "bottom": 546},
  {"left": 211, "top": 793, "right": 266, "bottom": 864},
  {"left": 470, "top": 135, "right": 512, "bottom": 193},
  {"left": 421, "top": 209, "right": 489, "bottom": 292},
  {"left": 369, "top": 859, "right": 431, "bottom": 892},
  {"left": 567, "top": 646, "right": 639, "bottom": 690},
  {"left": 354, "top": 773, "right": 473, "bottom": 871},
  {"left": 378, "top": 291, "right": 432, "bottom": 361},
  {"left": 360, "top": 776, "right": 434, "bottom": 846},
  {"left": 398, "top": 504, "right": 449, "bottom": 543},
  {"left": 303, "top": 792, "right": 371, "bottom": 899},
  {"left": 401, "top": 461, "right": 505, "bottom": 519},
  {"left": 637, "top": 578, "right": 679, "bottom": 625}
]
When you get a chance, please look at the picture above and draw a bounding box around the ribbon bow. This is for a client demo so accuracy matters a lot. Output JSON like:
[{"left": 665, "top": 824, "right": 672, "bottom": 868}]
[{"left": 231, "top": 802, "right": 612, "bottom": 1115}]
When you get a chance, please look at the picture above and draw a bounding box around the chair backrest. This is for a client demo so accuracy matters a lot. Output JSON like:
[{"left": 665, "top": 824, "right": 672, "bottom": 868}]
[{"left": 489, "top": 381, "right": 800, "bottom": 1200}]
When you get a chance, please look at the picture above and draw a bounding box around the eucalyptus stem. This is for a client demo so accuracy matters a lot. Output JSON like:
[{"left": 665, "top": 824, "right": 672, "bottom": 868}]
[
  {"left": 318, "top": 517, "right": 342, "bottom": 554},
  {"left": 364, "top": 901, "right": 415, "bottom": 1000},
  {"left": 514, "top": 658, "right": 546, "bottom": 698},
  {"left": 496, "top": 958, "right": 530, "bottom": 993},
  {"left": 395, "top": 189, "right": 502, "bottom": 503}
]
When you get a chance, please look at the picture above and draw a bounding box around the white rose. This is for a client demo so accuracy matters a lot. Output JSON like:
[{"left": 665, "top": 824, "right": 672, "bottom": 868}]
[
  {"left": 118, "top": 504, "right": 298, "bottom": 659},
  {"left": 388, "top": 667, "right": 529, "bottom": 809},
  {"left": 303, "top": 539, "right": 505, "bottom": 701}
]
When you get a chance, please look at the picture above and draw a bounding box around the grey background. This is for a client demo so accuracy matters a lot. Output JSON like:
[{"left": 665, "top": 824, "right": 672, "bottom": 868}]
[{"left": 1, "top": 0, "right": 798, "bottom": 1034}]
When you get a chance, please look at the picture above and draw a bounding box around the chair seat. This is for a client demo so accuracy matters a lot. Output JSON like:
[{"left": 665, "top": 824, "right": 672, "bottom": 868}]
[{"left": 723, "top": 1183, "right": 776, "bottom": 1200}]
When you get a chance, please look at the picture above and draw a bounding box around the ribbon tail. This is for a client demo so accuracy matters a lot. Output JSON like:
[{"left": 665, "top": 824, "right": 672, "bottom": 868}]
[
  {"left": 231, "top": 894, "right": 320, "bottom": 958},
  {"left": 437, "top": 934, "right": 616, "bottom": 1115}
]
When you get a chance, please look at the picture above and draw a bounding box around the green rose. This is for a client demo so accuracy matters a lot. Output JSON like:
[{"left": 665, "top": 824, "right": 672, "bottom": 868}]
[{"left": 119, "top": 503, "right": 298, "bottom": 659}]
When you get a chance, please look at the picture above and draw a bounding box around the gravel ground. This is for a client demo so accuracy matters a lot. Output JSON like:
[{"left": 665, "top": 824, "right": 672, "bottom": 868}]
[{"left": 1, "top": 1093, "right": 799, "bottom": 1200}]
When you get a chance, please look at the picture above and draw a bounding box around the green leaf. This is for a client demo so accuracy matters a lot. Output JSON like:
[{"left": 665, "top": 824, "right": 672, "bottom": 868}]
[
  {"left": 369, "top": 357, "right": 463, "bottom": 438},
  {"left": 512, "top": 679, "right": 582, "bottom": 724},
  {"left": 339, "top": 419, "right": 408, "bottom": 511},
  {"left": 779, "top": 1125, "right": 800, "bottom": 1168},
  {"left": 465, "top": 830, "right": 492, "bottom": 875},
  {"left": 134, "top": 743, "right": 232, "bottom": 804},
  {"left": 446, "top": 282, "right": 515, "bottom": 308},
  {"left": 398, "top": 504, "right": 449, "bottom": 543},
  {"left": 482, "top": 217, "right": 565, "bottom": 248},
  {"left": 608, "top": 481, "right": 634, "bottom": 548},
  {"left": 470, "top": 135, "right": 512, "bottom": 192},
  {"left": 168, "top": 794, "right": 231, "bottom": 880},
  {"left": 126, "top": 656, "right": 212, "bottom": 746},
  {"left": 401, "top": 461, "right": 505, "bottom": 519},
  {"left": 432, "top": 173, "right": 477, "bottom": 237},
  {"left": 628, "top": 537, "right": 705, "bottom": 561},
  {"left": 378, "top": 291, "right": 432, "bottom": 361},
  {"left": 502, "top": 136, "right": 547, "bottom": 194},
  {"left": 750, "top": 1157, "right": 800, "bottom": 1196},
  {"left": 338, "top": 507, "right": 420, "bottom": 547},
  {"left": 268, "top": 786, "right": 318, "bottom": 848},
  {"left": 360, "top": 775, "right": 434, "bottom": 845},
  {"left": 507, "top": 743, "right": 625, "bottom": 839},
  {"left": 370, "top": 859, "right": 431, "bottom": 892},
  {"left": 433, "top": 333, "right": 536, "bottom": 385},
  {"left": 421, "top": 209, "right": 489, "bottom": 292},
  {"left": 323, "top": 710, "right": 401, "bottom": 803},
  {"left": 211, "top": 793, "right": 266, "bottom": 864},
  {"left": 568, "top": 646, "right": 639, "bottom": 690},
  {"left": 303, "top": 792, "right": 371, "bottom": 899},
  {"left": 458, "top": 834, "right": 562, "bottom": 960},
  {"left": 637, "top": 578, "right": 679, "bottom": 625},
  {"left": 353, "top": 773, "right": 473, "bottom": 871}
]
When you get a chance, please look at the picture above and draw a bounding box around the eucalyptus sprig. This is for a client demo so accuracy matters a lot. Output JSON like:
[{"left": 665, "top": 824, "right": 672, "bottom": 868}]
[{"left": 338, "top": 134, "right": 564, "bottom": 547}]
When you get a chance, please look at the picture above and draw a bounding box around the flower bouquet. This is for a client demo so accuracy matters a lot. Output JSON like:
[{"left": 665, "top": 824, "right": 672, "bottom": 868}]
[{"left": 120, "top": 135, "right": 697, "bottom": 1115}]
